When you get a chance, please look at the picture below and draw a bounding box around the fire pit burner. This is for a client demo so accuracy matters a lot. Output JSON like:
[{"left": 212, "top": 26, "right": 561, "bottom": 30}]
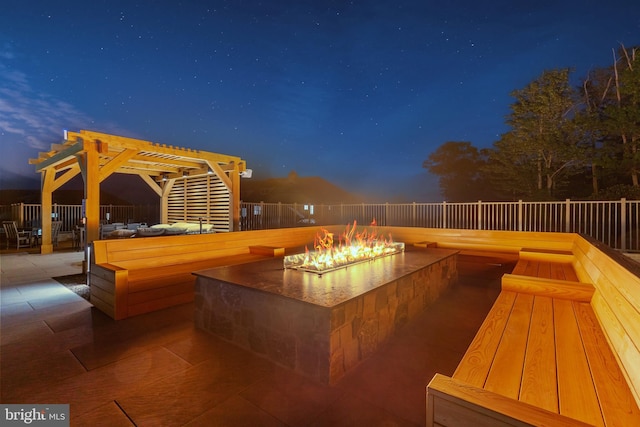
[{"left": 283, "top": 220, "right": 404, "bottom": 274}]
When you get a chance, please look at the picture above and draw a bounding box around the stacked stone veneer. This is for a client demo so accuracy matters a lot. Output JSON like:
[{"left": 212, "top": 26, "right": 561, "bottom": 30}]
[{"left": 195, "top": 253, "right": 457, "bottom": 385}]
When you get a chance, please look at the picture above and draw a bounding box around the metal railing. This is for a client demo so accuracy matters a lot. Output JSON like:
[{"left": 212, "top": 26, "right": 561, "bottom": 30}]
[
  {"left": 4, "top": 199, "right": 640, "bottom": 252},
  {"left": 1, "top": 203, "right": 159, "bottom": 234},
  {"left": 240, "top": 199, "right": 640, "bottom": 252}
]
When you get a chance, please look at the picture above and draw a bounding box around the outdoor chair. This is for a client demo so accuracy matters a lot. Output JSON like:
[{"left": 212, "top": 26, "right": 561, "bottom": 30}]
[
  {"left": 51, "top": 221, "right": 62, "bottom": 247},
  {"left": 2, "top": 221, "right": 32, "bottom": 249}
]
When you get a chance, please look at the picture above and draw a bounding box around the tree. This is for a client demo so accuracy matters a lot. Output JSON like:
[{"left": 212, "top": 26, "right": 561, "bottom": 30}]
[
  {"left": 422, "top": 141, "right": 491, "bottom": 201},
  {"left": 602, "top": 45, "right": 640, "bottom": 186},
  {"left": 499, "top": 68, "right": 582, "bottom": 198},
  {"left": 483, "top": 132, "right": 539, "bottom": 200},
  {"left": 576, "top": 66, "right": 612, "bottom": 195}
]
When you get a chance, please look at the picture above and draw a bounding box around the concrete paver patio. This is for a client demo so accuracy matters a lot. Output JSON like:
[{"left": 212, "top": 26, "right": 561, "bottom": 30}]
[{"left": 1, "top": 248, "right": 512, "bottom": 426}]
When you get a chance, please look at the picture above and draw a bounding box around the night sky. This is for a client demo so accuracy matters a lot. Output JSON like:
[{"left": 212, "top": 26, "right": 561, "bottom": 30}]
[{"left": 1, "top": 1, "right": 639, "bottom": 202}]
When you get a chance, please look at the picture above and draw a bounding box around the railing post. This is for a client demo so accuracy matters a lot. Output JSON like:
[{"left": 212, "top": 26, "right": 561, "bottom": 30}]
[
  {"left": 565, "top": 199, "right": 571, "bottom": 233},
  {"left": 19, "top": 203, "right": 25, "bottom": 227},
  {"left": 277, "top": 202, "right": 282, "bottom": 228},
  {"left": 384, "top": 202, "right": 389, "bottom": 226},
  {"left": 442, "top": 201, "right": 447, "bottom": 229},
  {"left": 412, "top": 202, "right": 416, "bottom": 227},
  {"left": 477, "top": 200, "right": 482, "bottom": 230},
  {"left": 518, "top": 200, "right": 523, "bottom": 231},
  {"left": 621, "top": 198, "right": 627, "bottom": 252}
]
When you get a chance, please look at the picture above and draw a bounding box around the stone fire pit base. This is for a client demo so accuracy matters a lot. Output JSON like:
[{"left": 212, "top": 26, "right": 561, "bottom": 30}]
[{"left": 194, "top": 248, "right": 458, "bottom": 385}]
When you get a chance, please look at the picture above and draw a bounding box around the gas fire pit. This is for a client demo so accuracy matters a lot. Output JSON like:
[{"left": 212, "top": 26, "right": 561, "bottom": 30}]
[
  {"left": 194, "top": 224, "right": 458, "bottom": 384},
  {"left": 283, "top": 221, "right": 405, "bottom": 274}
]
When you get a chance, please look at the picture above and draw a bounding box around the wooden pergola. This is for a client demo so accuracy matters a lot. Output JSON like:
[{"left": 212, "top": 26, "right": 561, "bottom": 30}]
[{"left": 29, "top": 129, "right": 247, "bottom": 255}]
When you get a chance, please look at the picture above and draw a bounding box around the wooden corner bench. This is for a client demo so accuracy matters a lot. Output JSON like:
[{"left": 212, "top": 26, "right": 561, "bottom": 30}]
[
  {"left": 90, "top": 227, "right": 322, "bottom": 320},
  {"left": 426, "top": 242, "right": 640, "bottom": 426}
]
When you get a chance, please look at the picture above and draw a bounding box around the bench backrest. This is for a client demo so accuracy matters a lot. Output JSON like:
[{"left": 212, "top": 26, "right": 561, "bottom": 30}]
[
  {"left": 383, "top": 227, "right": 576, "bottom": 253},
  {"left": 92, "top": 226, "right": 322, "bottom": 269},
  {"left": 572, "top": 234, "right": 640, "bottom": 407}
]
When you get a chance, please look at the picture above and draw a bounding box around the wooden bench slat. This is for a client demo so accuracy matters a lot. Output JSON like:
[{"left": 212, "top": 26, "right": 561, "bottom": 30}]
[
  {"left": 554, "top": 299, "right": 605, "bottom": 426},
  {"left": 550, "top": 262, "right": 566, "bottom": 280},
  {"left": 522, "top": 260, "right": 539, "bottom": 277},
  {"left": 561, "top": 263, "right": 579, "bottom": 282},
  {"left": 512, "top": 259, "right": 580, "bottom": 283},
  {"left": 590, "top": 283, "right": 640, "bottom": 399},
  {"left": 485, "top": 293, "right": 533, "bottom": 398},
  {"left": 573, "top": 301, "right": 640, "bottom": 426},
  {"left": 519, "top": 296, "right": 558, "bottom": 413},
  {"left": 537, "top": 261, "right": 552, "bottom": 279},
  {"left": 453, "top": 291, "right": 517, "bottom": 387}
]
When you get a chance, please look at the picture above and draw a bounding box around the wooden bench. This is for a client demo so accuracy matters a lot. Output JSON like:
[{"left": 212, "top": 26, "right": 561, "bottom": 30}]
[
  {"left": 426, "top": 242, "right": 640, "bottom": 426},
  {"left": 90, "top": 227, "right": 322, "bottom": 320}
]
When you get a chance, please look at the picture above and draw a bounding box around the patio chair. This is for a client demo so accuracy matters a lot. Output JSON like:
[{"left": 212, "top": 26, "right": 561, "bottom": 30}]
[
  {"left": 51, "top": 221, "right": 62, "bottom": 247},
  {"left": 2, "top": 221, "right": 32, "bottom": 249}
]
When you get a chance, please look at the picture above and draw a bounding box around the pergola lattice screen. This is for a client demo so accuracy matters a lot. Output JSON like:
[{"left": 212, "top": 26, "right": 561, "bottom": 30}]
[{"left": 167, "top": 174, "right": 231, "bottom": 232}]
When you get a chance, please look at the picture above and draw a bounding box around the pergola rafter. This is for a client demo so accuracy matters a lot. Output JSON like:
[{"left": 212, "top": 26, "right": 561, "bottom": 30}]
[{"left": 29, "top": 129, "right": 247, "bottom": 256}]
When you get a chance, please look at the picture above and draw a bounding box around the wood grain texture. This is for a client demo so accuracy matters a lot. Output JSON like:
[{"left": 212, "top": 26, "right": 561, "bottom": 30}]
[
  {"left": 427, "top": 374, "right": 593, "bottom": 427},
  {"left": 484, "top": 293, "right": 533, "bottom": 398},
  {"left": 91, "top": 226, "right": 322, "bottom": 319},
  {"left": 501, "top": 274, "right": 594, "bottom": 302},
  {"left": 554, "top": 299, "right": 604, "bottom": 426},
  {"left": 453, "top": 292, "right": 516, "bottom": 387},
  {"left": 519, "top": 296, "right": 557, "bottom": 412},
  {"left": 573, "top": 301, "right": 640, "bottom": 427}
]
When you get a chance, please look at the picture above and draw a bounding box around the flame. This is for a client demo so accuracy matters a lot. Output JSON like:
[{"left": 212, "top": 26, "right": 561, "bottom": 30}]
[{"left": 285, "top": 219, "right": 403, "bottom": 273}]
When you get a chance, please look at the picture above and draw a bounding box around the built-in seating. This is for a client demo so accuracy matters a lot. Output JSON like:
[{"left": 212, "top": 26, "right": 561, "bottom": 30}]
[
  {"left": 420, "top": 230, "right": 640, "bottom": 426},
  {"left": 90, "top": 226, "right": 321, "bottom": 320},
  {"left": 88, "top": 224, "right": 640, "bottom": 425}
]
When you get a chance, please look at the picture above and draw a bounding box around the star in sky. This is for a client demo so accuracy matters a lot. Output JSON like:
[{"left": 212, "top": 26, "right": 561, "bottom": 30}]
[{"left": 1, "top": 0, "right": 639, "bottom": 201}]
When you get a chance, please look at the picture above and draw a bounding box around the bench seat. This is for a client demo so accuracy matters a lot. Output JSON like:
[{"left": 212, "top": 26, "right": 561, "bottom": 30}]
[
  {"left": 90, "top": 227, "right": 322, "bottom": 320},
  {"left": 427, "top": 248, "right": 640, "bottom": 426}
]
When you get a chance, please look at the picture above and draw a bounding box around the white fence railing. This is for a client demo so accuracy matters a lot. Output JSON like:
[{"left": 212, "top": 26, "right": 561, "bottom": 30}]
[
  {"left": 4, "top": 199, "right": 640, "bottom": 252},
  {"left": 1, "top": 203, "right": 159, "bottom": 234},
  {"left": 240, "top": 199, "right": 640, "bottom": 252}
]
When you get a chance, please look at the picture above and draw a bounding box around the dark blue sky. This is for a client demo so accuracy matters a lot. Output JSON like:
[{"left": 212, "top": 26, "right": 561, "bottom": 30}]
[{"left": 1, "top": 1, "right": 639, "bottom": 201}]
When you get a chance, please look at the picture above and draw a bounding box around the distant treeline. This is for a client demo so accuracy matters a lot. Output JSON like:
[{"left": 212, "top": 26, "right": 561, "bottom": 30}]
[{"left": 424, "top": 45, "right": 640, "bottom": 202}]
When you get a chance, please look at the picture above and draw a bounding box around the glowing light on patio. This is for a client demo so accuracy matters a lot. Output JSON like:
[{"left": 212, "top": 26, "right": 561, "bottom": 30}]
[{"left": 283, "top": 220, "right": 404, "bottom": 274}]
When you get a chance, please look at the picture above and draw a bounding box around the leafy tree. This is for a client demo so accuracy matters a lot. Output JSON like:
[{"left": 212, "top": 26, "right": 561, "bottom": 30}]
[
  {"left": 423, "top": 47, "right": 640, "bottom": 202},
  {"left": 601, "top": 46, "right": 640, "bottom": 186},
  {"left": 576, "top": 66, "right": 613, "bottom": 195},
  {"left": 498, "top": 68, "right": 582, "bottom": 198},
  {"left": 483, "top": 132, "right": 539, "bottom": 200},
  {"left": 422, "top": 141, "right": 491, "bottom": 201}
]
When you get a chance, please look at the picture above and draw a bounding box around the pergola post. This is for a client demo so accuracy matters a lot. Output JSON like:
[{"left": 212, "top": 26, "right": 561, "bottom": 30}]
[
  {"left": 82, "top": 140, "right": 102, "bottom": 246},
  {"left": 231, "top": 167, "right": 241, "bottom": 231},
  {"left": 39, "top": 170, "right": 55, "bottom": 254}
]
